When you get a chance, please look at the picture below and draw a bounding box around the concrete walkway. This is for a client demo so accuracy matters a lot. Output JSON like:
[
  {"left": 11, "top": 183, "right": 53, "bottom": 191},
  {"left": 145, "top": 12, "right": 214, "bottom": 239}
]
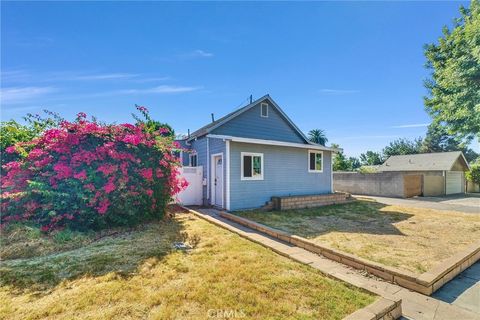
[
  {"left": 433, "top": 262, "right": 480, "bottom": 315},
  {"left": 356, "top": 195, "right": 480, "bottom": 214},
  {"left": 191, "top": 208, "right": 479, "bottom": 320}
]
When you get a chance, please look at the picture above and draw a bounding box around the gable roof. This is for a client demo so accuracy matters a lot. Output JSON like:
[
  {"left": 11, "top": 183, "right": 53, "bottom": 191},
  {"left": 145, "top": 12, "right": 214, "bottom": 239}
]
[
  {"left": 379, "top": 151, "right": 470, "bottom": 172},
  {"left": 187, "top": 94, "right": 312, "bottom": 144}
]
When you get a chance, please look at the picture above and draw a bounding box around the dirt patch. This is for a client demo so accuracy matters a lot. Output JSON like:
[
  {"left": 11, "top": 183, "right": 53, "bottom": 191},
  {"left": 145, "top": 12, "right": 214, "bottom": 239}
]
[{"left": 237, "top": 200, "right": 480, "bottom": 274}]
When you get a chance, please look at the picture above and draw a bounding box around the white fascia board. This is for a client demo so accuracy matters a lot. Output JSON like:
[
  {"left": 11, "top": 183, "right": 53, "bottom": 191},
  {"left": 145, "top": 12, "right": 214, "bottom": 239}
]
[{"left": 206, "top": 134, "right": 341, "bottom": 152}]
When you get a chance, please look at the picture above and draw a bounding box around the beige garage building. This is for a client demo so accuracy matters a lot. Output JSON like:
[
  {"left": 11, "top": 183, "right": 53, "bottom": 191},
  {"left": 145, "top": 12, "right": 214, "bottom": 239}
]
[{"left": 379, "top": 151, "right": 470, "bottom": 196}]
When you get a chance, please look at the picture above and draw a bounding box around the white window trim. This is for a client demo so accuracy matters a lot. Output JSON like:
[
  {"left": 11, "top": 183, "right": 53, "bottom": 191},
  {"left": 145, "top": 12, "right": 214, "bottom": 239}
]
[
  {"left": 211, "top": 152, "right": 224, "bottom": 208},
  {"left": 260, "top": 102, "right": 269, "bottom": 118},
  {"left": 241, "top": 152, "right": 264, "bottom": 181},
  {"left": 189, "top": 152, "right": 198, "bottom": 167},
  {"left": 308, "top": 150, "right": 323, "bottom": 173}
]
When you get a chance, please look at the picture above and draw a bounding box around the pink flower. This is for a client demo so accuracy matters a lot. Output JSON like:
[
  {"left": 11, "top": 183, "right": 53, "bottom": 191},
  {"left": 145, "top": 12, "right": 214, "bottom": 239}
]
[
  {"left": 159, "top": 159, "right": 169, "bottom": 167},
  {"left": 120, "top": 162, "right": 129, "bottom": 175},
  {"left": 139, "top": 168, "right": 153, "bottom": 181},
  {"left": 3, "top": 161, "right": 21, "bottom": 171},
  {"left": 158, "top": 127, "right": 170, "bottom": 134},
  {"left": 5, "top": 146, "right": 16, "bottom": 154},
  {"left": 28, "top": 148, "right": 46, "bottom": 159},
  {"left": 146, "top": 189, "right": 153, "bottom": 197},
  {"left": 96, "top": 199, "right": 110, "bottom": 215},
  {"left": 77, "top": 112, "right": 87, "bottom": 119},
  {"left": 123, "top": 134, "right": 141, "bottom": 146},
  {"left": 74, "top": 170, "right": 87, "bottom": 180},
  {"left": 97, "top": 164, "right": 117, "bottom": 176},
  {"left": 34, "top": 157, "right": 53, "bottom": 168},
  {"left": 53, "top": 162, "right": 73, "bottom": 179},
  {"left": 155, "top": 168, "right": 164, "bottom": 178},
  {"left": 121, "top": 123, "right": 136, "bottom": 130},
  {"left": 103, "top": 177, "right": 116, "bottom": 194},
  {"left": 136, "top": 105, "right": 148, "bottom": 113}
]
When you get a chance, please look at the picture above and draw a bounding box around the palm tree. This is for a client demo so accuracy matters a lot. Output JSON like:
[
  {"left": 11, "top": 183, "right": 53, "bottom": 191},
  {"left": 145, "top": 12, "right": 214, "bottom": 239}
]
[{"left": 308, "top": 129, "right": 328, "bottom": 146}]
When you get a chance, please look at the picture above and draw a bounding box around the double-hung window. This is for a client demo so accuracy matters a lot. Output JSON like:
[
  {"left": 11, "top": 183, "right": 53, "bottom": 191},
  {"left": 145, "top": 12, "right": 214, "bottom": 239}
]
[
  {"left": 241, "top": 152, "right": 264, "bottom": 180},
  {"left": 189, "top": 153, "right": 198, "bottom": 167},
  {"left": 308, "top": 150, "right": 323, "bottom": 172}
]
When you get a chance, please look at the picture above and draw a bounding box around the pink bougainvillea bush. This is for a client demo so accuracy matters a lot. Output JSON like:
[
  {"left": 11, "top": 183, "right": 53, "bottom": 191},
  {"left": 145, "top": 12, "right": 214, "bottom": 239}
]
[{"left": 1, "top": 107, "right": 188, "bottom": 232}]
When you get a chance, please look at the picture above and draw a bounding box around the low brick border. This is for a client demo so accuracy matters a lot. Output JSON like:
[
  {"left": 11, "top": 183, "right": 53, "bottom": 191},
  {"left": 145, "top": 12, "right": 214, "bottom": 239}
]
[
  {"left": 344, "top": 298, "right": 402, "bottom": 320},
  {"left": 183, "top": 207, "right": 402, "bottom": 320},
  {"left": 271, "top": 192, "right": 353, "bottom": 210},
  {"left": 219, "top": 211, "right": 480, "bottom": 296}
]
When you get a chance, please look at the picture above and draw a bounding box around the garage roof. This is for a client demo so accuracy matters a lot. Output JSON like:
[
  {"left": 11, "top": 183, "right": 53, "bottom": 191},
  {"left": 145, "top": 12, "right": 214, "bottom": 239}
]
[{"left": 380, "top": 151, "right": 470, "bottom": 172}]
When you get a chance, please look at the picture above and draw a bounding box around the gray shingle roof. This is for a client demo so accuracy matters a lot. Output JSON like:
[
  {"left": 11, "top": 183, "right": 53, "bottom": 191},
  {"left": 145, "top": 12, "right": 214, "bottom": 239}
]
[{"left": 379, "top": 151, "right": 469, "bottom": 172}]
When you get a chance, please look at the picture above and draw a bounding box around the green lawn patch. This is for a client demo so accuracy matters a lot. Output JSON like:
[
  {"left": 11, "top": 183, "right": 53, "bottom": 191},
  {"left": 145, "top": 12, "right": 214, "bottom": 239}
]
[{"left": 0, "top": 210, "right": 375, "bottom": 319}]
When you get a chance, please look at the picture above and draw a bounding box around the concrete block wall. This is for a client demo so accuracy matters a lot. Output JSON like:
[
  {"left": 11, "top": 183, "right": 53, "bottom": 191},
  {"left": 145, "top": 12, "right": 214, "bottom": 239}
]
[
  {"left": 333, "top": 172, "right": 406, "bottom": 198},
  {"left": 272, "top": 193, "right": 351, "bottom": 210}
]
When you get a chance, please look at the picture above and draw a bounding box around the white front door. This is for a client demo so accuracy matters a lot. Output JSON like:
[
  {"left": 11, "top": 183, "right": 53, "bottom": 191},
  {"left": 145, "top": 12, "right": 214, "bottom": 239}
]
[{"left": 214, "top": 156, "right": 223, "bottom": 207}]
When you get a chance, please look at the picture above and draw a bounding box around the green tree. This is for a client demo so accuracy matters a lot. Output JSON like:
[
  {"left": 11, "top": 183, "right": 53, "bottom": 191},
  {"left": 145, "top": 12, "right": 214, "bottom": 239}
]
[
  {"left": 333, "top": 152, "right": 350, "bottom": 171},
  {"left": 466, "top": 161, "right": 480, "bottom": 184},
  {"left": 421, "top": 123, "right": 479, "bottom": 162},
  {"left": 359, "top": 151, "right": 383, "bottom": 165},
  {"left": 382, "top": 138, "right": 423, "bottom": 158},
  {"left": 424, "top": 0, "right": 480, "bottom": 140},
  {"left": 0, "top": 111, "right": 63, "bottom": 171},
  {"left": 348, "top": 157, "right": 361, "bottom": 170},
  {"left": 132, "top": 105, "right": 174, "bottom": 136},
  {"left": 308, "top": 129, "right": 328, "bottom": 146},
  {"left": 358, "top": 166, "right": 379, "bottom": 173}
]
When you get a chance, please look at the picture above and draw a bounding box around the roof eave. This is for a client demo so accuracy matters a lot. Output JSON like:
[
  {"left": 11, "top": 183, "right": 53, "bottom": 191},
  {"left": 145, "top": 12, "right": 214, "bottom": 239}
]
[{"left": 206, "top": 134, "right": 341, "bottom": 152}]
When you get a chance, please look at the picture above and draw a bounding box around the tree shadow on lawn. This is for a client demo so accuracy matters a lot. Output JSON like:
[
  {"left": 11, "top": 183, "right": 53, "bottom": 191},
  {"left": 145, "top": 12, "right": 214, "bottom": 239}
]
[
  {"left": 0, "top": 213, "right": 192, "bottom": 295},
  {"left": 239, "top": 200, "right": 414, "bottom": 239}
]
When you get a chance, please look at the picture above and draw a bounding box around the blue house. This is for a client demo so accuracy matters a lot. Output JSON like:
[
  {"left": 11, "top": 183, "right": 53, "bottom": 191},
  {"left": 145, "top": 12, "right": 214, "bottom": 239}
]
[{"left": 176, "top": 95, "right": 339, "bottom": 211}]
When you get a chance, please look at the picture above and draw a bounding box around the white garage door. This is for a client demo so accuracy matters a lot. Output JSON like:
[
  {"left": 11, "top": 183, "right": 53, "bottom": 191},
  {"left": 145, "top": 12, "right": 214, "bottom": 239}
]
[{"left": 446, "top": 171, "right": 463, "bottom": 195}]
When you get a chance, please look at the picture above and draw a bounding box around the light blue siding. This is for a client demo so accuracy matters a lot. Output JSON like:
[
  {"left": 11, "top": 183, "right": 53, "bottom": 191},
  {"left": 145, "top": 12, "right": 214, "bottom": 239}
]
[
  {"left": 211, "top": 100, "right": 306, "bottom": 143},
  {"left": 189, "top": 137, "right": 226, "bottom": 206},
  {"left": 229, "top": 142, "right": 332, "bottom": 210},
  {"left": 175, "top": 139, "right": 191, "bottom": 166}
]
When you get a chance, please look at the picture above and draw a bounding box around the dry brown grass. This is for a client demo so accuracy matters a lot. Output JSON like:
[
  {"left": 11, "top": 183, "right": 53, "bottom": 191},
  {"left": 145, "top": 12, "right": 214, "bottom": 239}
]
[
  {"left": 0, "top": 212, "right": 375, "bottom": 320},
  {"left": 237, "top": 199, "right": 480, "bottom": 274}
]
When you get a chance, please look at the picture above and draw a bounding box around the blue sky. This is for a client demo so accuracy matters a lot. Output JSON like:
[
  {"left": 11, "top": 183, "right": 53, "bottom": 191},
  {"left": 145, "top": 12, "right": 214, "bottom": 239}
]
[{"left": 2, "top": 1, "right": 477, "bottom": 157}]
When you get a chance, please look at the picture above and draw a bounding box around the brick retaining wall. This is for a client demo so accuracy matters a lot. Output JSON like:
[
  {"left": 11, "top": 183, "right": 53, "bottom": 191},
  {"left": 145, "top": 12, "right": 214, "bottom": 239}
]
[
  {"left": 219, "top": 211, "right": 480, "bottom": 296},
  {"left": 271, "top": 192, "right": 352, "bottom": 210}
]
